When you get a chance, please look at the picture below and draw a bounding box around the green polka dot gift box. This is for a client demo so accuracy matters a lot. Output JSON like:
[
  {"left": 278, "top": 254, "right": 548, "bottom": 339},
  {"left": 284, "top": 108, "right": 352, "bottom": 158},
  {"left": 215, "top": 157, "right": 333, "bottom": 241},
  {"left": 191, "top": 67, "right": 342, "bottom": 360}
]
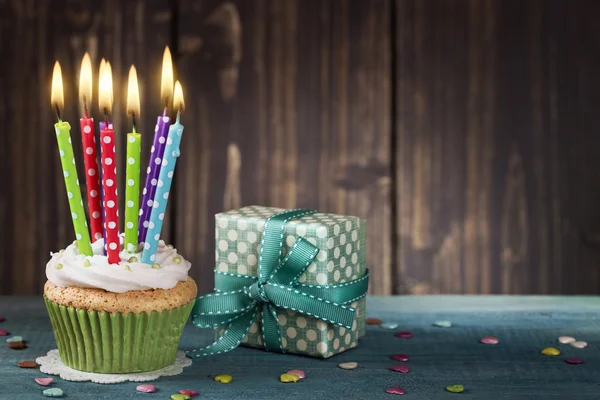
[{"left": 188, "top": 206, "right": 368, "bottom": 359}]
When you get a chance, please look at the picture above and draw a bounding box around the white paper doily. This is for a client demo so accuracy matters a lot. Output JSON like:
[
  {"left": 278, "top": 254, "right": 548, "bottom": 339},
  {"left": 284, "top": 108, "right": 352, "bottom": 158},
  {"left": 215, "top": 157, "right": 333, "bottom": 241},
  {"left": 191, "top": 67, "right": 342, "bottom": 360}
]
[{"left": 36, "top": 349, "right": 192, "bottom": 384}]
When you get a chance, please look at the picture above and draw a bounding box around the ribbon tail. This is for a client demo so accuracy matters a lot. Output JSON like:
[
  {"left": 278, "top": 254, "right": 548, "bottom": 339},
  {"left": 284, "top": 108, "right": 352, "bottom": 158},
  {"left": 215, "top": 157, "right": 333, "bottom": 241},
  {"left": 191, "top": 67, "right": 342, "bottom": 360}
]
[
  {"left": 261, "top": 303, "right": 283, "bottom": 352},
  {"left": 187, "top": 308, "right": 257, "bottom": 358},
  {"left": 294, "top": 270, "right": 370, "bottom": 305}
]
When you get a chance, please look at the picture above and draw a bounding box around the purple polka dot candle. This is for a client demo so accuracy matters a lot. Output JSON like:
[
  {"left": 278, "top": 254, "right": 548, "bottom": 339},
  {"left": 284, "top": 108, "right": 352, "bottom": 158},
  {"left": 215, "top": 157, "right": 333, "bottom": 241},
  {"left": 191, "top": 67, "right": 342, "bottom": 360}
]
[{"left": 138, "top": 47, "right": 173, "bottom": 245}]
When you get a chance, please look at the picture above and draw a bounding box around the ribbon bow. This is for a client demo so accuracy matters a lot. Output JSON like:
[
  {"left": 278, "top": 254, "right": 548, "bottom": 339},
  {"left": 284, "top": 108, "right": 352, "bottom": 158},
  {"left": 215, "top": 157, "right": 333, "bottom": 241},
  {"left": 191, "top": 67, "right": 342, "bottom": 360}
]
[{"left": 187, "top": 209, "right": 369, "bottom": 357}]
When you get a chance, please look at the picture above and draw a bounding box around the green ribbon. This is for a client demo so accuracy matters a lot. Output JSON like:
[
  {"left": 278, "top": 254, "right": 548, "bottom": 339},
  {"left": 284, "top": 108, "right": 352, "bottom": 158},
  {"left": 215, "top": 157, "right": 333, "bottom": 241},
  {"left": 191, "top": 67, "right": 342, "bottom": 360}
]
[{"left": 187, "top": 209, "right": 369, "bottom": 357}]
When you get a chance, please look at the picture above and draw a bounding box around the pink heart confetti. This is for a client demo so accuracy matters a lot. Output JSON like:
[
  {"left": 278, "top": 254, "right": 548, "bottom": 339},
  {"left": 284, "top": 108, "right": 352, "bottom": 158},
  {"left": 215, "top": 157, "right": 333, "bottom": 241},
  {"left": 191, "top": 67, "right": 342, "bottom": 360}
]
[
  {"left": 34, "top": 378, "right": 54, "bottom": 386},
  {"left": 0, "top": 330, "right": 8, "bottom": 336},
  {"left": 565, "top": 358, "right": 584, "bottom": 364},
  {"left": 390, "top": 365, "right": 409, "bottom": 373},
  {"left": 480, "top": 336, "right": 499, "bottom": 345},
  {"left": 286, "top": 369, "right": 306, "bottom": 379},
  {"left": 395, "top": 331, "right": 412, "bottom": 339},
  {"left": 179, "top": 389, "right": 199, "bottom": 396},
  {"left": 136, "top": 384, "right": 157, "bottom": 393},
  {"left": 391, "top": 354, "right": 409, "bottom": 362},
  {"left": 386, "top": 387, "right": 406, "bottom": 395}
]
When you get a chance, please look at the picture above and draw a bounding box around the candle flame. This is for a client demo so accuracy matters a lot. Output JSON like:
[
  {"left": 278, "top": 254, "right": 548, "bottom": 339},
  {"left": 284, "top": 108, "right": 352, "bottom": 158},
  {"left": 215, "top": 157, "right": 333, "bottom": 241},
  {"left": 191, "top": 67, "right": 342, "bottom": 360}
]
[
  {"left": 127, "top": 65, "right": 140, "bottom": 118},
  {"left": 51, "top": 61, "right": 64, "bottom": 114},
  {"left": 98, "top": 59, "right": 113, "bottom": 115},
  {"left": 79, "top": 53, "right": 92, "bottom": 107},
  {"left": 161, "top": 46, "right": 174, "bottom": 109},
  {"left": 173, "top": 80, "right": 185, "bottom": 112}
]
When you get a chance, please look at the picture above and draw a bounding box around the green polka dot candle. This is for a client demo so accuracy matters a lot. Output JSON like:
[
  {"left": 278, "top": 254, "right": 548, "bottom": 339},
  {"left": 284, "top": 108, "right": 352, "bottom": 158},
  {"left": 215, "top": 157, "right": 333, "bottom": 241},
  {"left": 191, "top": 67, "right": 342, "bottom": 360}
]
[
  {"left": 51, "top": 62, "right": 92, "bottom": 256},
  {"left": 125, "top": 66, "right": 141, "bottom": 252}
]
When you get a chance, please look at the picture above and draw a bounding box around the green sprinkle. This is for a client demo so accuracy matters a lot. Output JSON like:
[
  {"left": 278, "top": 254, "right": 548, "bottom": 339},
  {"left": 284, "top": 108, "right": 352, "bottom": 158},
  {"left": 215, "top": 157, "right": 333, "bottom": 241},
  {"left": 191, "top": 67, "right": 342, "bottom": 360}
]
[
  {"left": 167, "top": 244, "right": 174, "bottom": 249},
  {"left": 128, "top": 256, "right": 138, "bottom": 263},
  {"left": 123, "top": 265, "right": 131, "bottom": 271},
  {"left": 83, "top": 259, "right": 91, "bottom": 268},
  {"left": 171, "top": 395, "right": 190, "bottom": 400},
  {"left": 172, "top": 256, "right": 182, "bottom": 264},
  {"left": 55, "top": 263, "right": 63, "bottom": 270},
  {"left": 59, "top": 249, "right": 64, "bottom": 253},
  {"left": 152, "top": 263, "right": 160, "bottom": 269},
  {"left": 446, "top": 384, "right": 465, "bottom": 393}
]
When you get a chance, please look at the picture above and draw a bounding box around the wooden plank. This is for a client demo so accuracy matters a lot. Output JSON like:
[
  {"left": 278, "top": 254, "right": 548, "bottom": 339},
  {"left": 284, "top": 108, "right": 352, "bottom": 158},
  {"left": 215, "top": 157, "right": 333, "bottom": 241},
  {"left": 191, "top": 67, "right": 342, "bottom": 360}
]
[
  {"left": 395, "top": 0, "right": 600, "bottom": 294},
  {"left": 176, "top": 0, "right": 393, "bottom": 295},
  {"left": 0, "top": 0, "right": 171, "bottom": 294}
]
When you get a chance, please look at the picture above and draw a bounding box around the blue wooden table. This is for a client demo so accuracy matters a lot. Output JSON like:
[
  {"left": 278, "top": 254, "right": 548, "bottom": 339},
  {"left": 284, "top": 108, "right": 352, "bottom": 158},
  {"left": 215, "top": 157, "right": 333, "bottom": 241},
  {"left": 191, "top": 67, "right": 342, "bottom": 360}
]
[{"left": 1, "top": 296, "right": 598, "bottom": 399}]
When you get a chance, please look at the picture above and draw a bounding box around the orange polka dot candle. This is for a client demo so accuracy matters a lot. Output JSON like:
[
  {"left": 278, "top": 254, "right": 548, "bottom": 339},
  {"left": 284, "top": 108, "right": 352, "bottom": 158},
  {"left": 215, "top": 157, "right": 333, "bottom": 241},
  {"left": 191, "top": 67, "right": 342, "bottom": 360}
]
[
  {"left": 78, "top": 53, "right": 103, "bottom": 242},
  {"left": 98, "top": 60, "right": 120, "bottom": 264},
  {"left": 51, "top": 61, "right": 93, "bottom": 256}
]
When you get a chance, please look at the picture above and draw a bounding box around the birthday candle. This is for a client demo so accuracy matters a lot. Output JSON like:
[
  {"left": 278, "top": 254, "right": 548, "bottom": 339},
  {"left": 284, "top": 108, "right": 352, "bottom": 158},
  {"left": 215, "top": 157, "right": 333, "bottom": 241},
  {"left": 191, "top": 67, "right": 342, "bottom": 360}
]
[
  {"left": 125, "top": 66, "right": 142, "bottom": 252},
  {"left": 99, "top": 60, "right": 120, "bottom": 264},
  {"left": 51, "top": 62, "right": 93, "bottom": 255},
  {"left": 78, "top": 53, "right": 103, "bottom": 242},
  {"left": 138, "top": 47, "right": 173, "bottom": 244},
  {"left": 141, "top": 81, "right": 185, "bottom": 264}
]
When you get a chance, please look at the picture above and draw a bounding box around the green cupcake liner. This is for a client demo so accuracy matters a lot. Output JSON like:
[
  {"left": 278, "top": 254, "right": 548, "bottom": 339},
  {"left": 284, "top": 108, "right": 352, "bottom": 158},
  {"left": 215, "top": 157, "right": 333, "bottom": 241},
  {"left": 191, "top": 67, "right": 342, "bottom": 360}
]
[{"left": 44, "top": 297, "right": 194, "bottom": 373}]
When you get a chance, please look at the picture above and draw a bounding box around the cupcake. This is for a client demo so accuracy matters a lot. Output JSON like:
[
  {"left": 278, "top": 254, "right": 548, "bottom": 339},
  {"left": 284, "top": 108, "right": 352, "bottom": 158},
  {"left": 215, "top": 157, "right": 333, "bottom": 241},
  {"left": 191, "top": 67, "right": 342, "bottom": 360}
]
[{"left": 44, "top": 237, "right": 196, "bottom": 373}]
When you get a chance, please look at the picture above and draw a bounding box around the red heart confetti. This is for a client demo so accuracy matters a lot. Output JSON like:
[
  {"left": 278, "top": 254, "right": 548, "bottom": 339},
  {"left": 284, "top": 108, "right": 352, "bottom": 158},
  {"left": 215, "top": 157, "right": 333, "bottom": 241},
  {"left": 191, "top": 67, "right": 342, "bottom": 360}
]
[
  {"left": 179, "top": 389, "right": 199, "bottom": 397},
  {"left": 391, "top": 354, "right": 409, "bottom": 362},
  {"left": 480, "top": 336, "right": 499, "bottom": 345},
  {"left": 0, "top": 330, "right": 8, "bottom": 336},
  {"left": 565, "top": 358, "right": 584, "bottom": 364},
  {"left": 390, "top": 365, "right": 409, "bottom": 373},
  {"left": 386, "top": 387, "right": 406, "bottom": 395},
  {"left": 395, "top": 331, "right": 412, "bottom": 339}
]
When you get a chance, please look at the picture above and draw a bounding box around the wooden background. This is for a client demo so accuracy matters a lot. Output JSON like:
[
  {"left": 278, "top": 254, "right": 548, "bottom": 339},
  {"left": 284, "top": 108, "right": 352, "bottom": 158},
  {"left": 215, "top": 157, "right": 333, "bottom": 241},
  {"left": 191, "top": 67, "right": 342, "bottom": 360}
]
[{"left": 1, "top": 0, "right": 599, "bottom": 295}]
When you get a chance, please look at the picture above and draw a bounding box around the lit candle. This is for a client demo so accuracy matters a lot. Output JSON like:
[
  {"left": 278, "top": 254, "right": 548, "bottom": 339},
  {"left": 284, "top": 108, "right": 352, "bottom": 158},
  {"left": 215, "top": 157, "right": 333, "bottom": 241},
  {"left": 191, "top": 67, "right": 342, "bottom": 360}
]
[
  {"left": 78, "top": 53, "right": 103, "bottom": 242},
  {"left": 51, "top": 61, "right": 93, "bottom": 256},
  {"left": 98, "top": 60, "right": 120, "bottom": 264},
  {"left": 138, "top": 46, "right": 173, "bottom": 245},
  {"left": 125, "top": 66, "right": 142, "bottom": 252},
  {"left": 142, "top": 81, "right": 185, "bottom": 264}
]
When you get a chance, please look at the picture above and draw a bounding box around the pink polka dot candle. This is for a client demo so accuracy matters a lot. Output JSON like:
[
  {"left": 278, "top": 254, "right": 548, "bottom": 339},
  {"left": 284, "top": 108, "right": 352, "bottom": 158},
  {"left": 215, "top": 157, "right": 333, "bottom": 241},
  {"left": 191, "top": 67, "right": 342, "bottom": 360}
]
[
  {"left": 99, "top": 60, "right": 120, "bottom": 264},
  {"left": 78, "top": 53, "right": 103, "bottom": 242}
]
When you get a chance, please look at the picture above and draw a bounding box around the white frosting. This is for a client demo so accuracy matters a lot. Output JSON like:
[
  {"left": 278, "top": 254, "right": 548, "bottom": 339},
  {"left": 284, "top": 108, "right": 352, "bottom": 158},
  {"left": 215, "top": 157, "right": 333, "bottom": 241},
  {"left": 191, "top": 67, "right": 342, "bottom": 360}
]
[{"left": 46, "top": 236, "right": 191, "bottom": 293}]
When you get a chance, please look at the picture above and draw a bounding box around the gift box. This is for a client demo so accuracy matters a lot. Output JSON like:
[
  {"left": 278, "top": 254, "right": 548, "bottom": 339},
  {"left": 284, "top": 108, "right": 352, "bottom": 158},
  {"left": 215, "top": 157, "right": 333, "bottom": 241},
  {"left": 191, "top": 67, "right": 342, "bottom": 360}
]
[{"left": 188, "top": 206, "right": 368, "bottom": 359}]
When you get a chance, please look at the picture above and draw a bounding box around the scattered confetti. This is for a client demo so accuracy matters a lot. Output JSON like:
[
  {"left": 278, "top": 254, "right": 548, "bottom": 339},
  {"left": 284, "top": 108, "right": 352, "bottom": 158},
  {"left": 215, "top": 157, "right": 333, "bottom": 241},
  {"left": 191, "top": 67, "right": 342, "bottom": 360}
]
[
  {"left": 43, "top": 388, "right": 64, "bottom": 397},
  {"left": 0, "top": 317, "right": 5, "bottom": 322},
  {"left": 366, "top": 318, "right": 382, "bottom": 325},
  {"left": 385, "top": 387, "right": 406, "bottom": 395},
  {"left": 571, "top": 341, "right": 588, "bottom": 349},
  {"left": 446, "top": 384, "right": 465, "bottom": 393},
  {"left": 433, "top": 320, "right": 452, "bottom": 328},
  {"left": 0, "top": 330, "right": 8, "bottom": 336},
  {"left": 380, "top": 322, "right": 398, "bottom": 329},
  {"left": 35, "top": 378, "right": 54, "bottom": 386},
  {"left": 136, "top": 384, "right": 157, "bottom": 393},
  {"left": 178, "top": 389, "right": 199, "bottom": 397},
  {"left": 395, "top": 332, "right": 412, "bottom": 339},
  {"left": 18, "top": 361, "right": 37, "bottom": 368},
  {"left": 6, "top": 336, "right": 23, "bottom": 343},
  {"left": 338, "top": 362, "right": 358, "bottom": 370},
  {"left": 391, "top": 354, "right": 409, "bottom": 362},
  {"left": 287, "top": 369, "right": 306, "bottom": 379},
  {"left": 565, "top": 358, "right": 584, "bottom": 364},
  {"left": 541, "top": 347, "right": 560, "bottom": 356},
  {"left": 214, "top": 374, "right": 232, "bottom": 384},
  {"left": 8, "top": 341, "right": 27, "bottom": 349},
  {"left": 280, "top": 373, "right": 300, "bottom": 383},
  {"left": 480, "top": 336, "right": 499, "bottom": 345},
  {"left": 558, "top": 336, "right": 576, "bottom": 344},
  {"left": 171, "top": 395, "right": 190, "bottom": 400},
  {"left": 390, "top": 365, "right": 409, "bottom": 373}
]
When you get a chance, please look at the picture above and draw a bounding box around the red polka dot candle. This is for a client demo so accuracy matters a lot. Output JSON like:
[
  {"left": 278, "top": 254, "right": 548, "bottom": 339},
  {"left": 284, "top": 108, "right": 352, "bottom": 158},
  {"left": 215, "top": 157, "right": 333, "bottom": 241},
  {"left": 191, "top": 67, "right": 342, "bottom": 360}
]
[
  {"left": 99, "top": 60, "right": 120, "bottom": 264},
  {"left": 78, "top": 53, "right": 103, "bottom": 242}
]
